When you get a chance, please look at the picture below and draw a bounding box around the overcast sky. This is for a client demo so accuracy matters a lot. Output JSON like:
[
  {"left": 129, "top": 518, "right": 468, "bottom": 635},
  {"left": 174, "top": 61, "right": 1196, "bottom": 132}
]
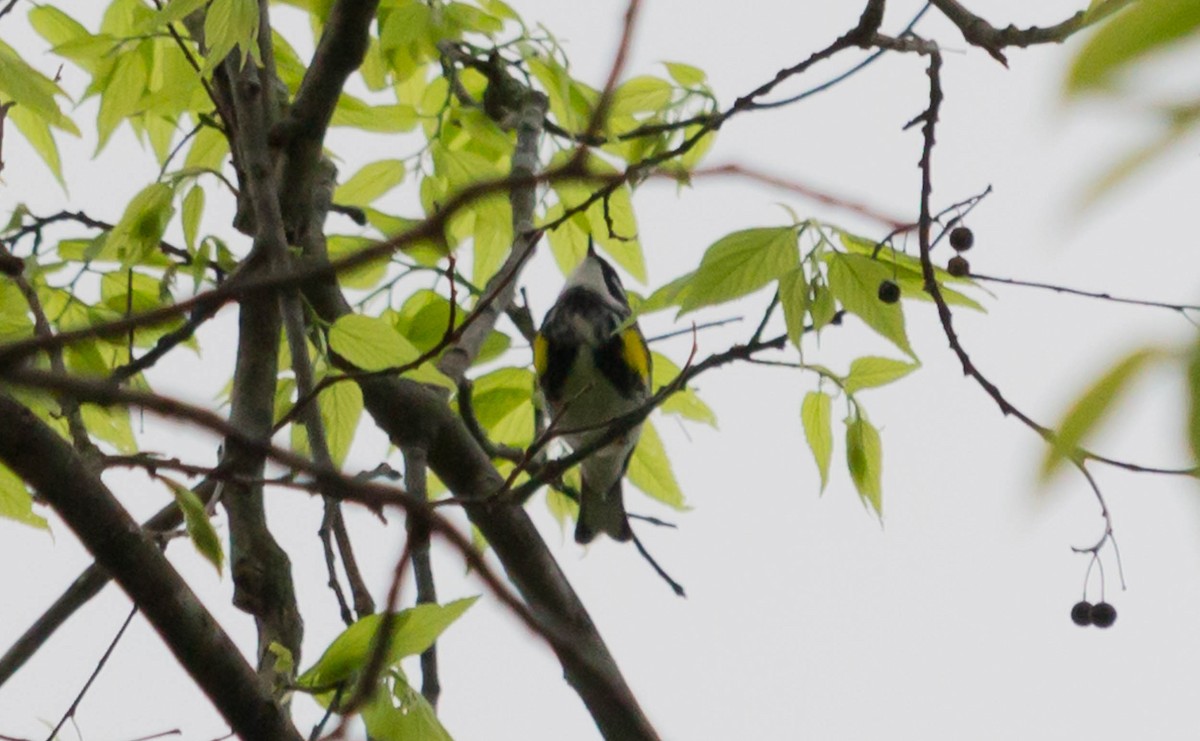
[{"left": 3, "top": 1, "right": 1200, "bottom": 739}]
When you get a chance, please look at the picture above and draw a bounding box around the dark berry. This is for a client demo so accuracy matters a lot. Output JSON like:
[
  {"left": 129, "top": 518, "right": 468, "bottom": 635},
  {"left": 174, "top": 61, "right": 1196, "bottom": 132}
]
[
  {"left": 877, "top": 280, "right": 900, "bottom": 304},
  {"left": 949, "top": 226, "right": 974, "bottom": 251},
  {"left": 947, "top": 255, "right": 970, "bottom": 277},
  {"left": 1070, "top": 601, "right": 1093, "bottom": 626},
  {"left": 1090, "top": 602, "right": 1117, "bottom": 628}
]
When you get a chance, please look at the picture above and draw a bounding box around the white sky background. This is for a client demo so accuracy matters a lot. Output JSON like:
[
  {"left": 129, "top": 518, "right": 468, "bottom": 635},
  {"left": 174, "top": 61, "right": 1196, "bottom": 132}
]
[{"left": 2, "top": 0, "right": 1200, "bottom": 739}]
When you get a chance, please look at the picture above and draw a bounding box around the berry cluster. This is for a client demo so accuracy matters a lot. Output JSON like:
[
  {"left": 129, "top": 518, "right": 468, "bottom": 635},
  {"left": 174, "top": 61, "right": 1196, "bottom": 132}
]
[
  {"left": 875, "top": 225, "right": 977, "bottom": 305},
  {"left": 1070, "top": 600, "right": 1117, "bottom": 629}
]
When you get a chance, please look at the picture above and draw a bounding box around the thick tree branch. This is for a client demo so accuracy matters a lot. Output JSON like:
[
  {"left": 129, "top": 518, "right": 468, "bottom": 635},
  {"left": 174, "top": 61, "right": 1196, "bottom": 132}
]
[
  {"left": 0, "top": 396, "right": 302, "bottom": 741},
  {"left": 221, "top": 37, "right": 303, "bottom": 686}
]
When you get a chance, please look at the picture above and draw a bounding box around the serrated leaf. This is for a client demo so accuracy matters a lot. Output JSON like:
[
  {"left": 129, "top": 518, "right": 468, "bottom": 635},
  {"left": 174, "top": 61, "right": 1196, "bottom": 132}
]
[
  {"left": 845, "top": 412, "right": 883, "bottom": 514},
  {"left": 164, "top": 477, "right": 223, "bottom": 572},
  {"left": 778, "top": 266, "right": 810, "bottom": 348},
  {"left": 679, "top": 227, "right": 798, "bottom": 313},
  {"left": 1041, "top": 348, "right": 1160, "bottom": 479},
  {"left": 334, "top": 159, "right": 407, "bottom": 207},
  {"left": 0, "top": 463, "right": 48, "bottom": 530},
  {"left": 329, "top": 315, "right": 421, "bottom": 371},
  {"left": 298, "top": 597, "right": 478, "bottom": 689},
  {"left": 1067, "top": 0, "right": 1200, "bottom": 93},
  {"left": 801, "top": 391, "right": 833, "bottom": 492},
  {"left": 627, "top": 420, "right": 686, "bottom": 509},
  {"left": 827, "top": 253, "right": 914, "bottom": 358},
  {"left": 843, "top": 356, "right": 919, "bottom": 394}
]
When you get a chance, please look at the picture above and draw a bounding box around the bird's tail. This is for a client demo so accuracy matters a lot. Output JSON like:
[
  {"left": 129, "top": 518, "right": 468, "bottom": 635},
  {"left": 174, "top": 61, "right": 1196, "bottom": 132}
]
[{"left": 575, "top": 476, "right": 632, "bottom": 544}]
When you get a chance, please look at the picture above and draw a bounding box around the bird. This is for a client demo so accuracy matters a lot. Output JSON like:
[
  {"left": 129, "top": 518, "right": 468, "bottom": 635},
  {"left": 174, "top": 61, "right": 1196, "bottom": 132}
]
[{"left": 533, "top": 242, "right": 650, "bottom": 544}]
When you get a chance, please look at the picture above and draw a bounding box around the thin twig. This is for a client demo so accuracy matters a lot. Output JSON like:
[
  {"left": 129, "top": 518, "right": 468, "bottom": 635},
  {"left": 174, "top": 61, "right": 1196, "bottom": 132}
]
[{"left": 45, "top": 605, "right": 138, "bottom": 741}]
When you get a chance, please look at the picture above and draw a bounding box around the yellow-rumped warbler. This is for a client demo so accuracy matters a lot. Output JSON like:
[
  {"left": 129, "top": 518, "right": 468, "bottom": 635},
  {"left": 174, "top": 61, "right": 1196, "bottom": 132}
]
[{"left": 534, "top": 244, "right": 650, "bottom": 543}]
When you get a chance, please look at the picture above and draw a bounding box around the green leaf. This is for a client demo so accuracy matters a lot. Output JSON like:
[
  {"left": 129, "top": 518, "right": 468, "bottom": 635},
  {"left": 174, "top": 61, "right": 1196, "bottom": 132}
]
[
  {"left": 1041, "top": 347, "right": 1160, "bottom": 479},
  {"left": 107, "top": 183, "right": 176, "bottom": 267},
  {"left": 826, "top": 253, "right": 915, "bottom": 358},
  {"left": 317, "top": 381, "right": 363, "bottom": 467},
  {"left": 361, "top": 674, "right": 454, "bottom": 741},
  {"left": 0, "top": 463, "right": 48, "bottom": 530},
  {"left": 801, "top": 391, "right": 833, "bottom": 492},
  {"left": 183, "top": 125, "right": 229, "bottom": 171},
  {"left": 663, "top": 61, "right": 706, "bottom": 88},
  {"left": 203, "top": 0, "right": 261, "bottom": 73},
  {"left": 164, "top": 477, "right": 223, "bottom": 573},
  {"left": 679, "top": 227, "right": 798, "bottom": 313},
  {"left": 334, "top": 159, "right": 407, "bottom": 207},
  {"left": 845, "top": 411, "right": 883, "bottom": 515},
  {"left": 610, "top": 75, "right": 673, "bottom": 117},
  {"left": 778, "top": 266, "right": 810, "bottom": 348},
  {"left": 543, "top": 203, "right": 590, "bottom": 276},
  {"left": 627, "top": 420, "right": 686, "bottom": 509},
  {"left": 843, "top": 356, "right": 919, "bottom": 394},
  {"left": 181, "top": 185, "right": 205, "bottom": 251},
  {"left": 1067, "top": 0, "right": 1200, "bottom": 92},
  {"left": 464, "top": 367, "right": 535, "bottom": 447},
  {"left": 329, "top": 315, "right": 421, "bottom": 371},
  {"left": 7, "top": 106, "right": 65, "bottom": 185},
  {"left": 298, "top": 597, "right": 478, "bottom": 689},
  {"left": 652, "top": 351, "right": 716, "bottom": 426},
  {"left": 545, "top": 485, "right": 578, "bottom": 531},
  {"left": 1188, "top": 341, "right": 1200, "bottom": 467},
  {"left": 95, "top": 47, "right": 148, "bottom": 152}
]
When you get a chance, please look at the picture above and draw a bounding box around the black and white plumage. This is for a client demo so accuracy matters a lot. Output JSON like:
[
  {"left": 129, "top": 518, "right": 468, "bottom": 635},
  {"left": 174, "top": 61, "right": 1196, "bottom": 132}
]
[{"left": 534, "top": 246, "right": 650, "bottom": 543}]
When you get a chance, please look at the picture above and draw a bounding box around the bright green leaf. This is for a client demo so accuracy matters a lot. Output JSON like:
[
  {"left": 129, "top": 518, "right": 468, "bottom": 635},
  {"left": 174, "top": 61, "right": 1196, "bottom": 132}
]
[
  {"left": 652, "top": 351, "right": 716, "bottom": 426},
  {"left": 627, "top": 420, "right": 686, "bottom": 509},
  {"left": 801, "top": 391, "right": 833, "bottom": 492},
  {"left": 679, "top": 227, "right": 798, "bottom": 313},
  {"left": 298, "top": 597, "right": 478, "bottom": 689},
  {"left": 335, "top": 159, "right": 407, "bottom": 208},
  {"left": 845, "top": 412, "right": 883, "bottom": 514},
  {"left": 827, "top": 253, "right": 915, "bottom": 358},
  {"left": 181, "top": 185, "right": 204, "bottom": 251},
  {"left": 0, "top": 463, "right": 48, "bottom": 530},
  {"left": 843, "top": 356, "right": 919, "bottom": 394},
  {"left": 663, "top": 61, "right": 706, "bottom": 88},
  {"left": 329, "top": 315, "right": 421, "bottom": 372},
  {"left": 164, "top": 477, "right": 223, "bottom": 573},
  {"left": 778, "top": 266, "right": 810, "bottom": 348}
]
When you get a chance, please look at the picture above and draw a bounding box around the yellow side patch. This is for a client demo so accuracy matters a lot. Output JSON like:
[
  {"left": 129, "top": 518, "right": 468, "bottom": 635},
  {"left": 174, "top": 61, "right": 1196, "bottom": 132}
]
[
  {"left": 533, "top": 332, "right": 549, "bottom": 377},
  {"left": 620, "top": 327, "right": 651, "bottom": 385}
]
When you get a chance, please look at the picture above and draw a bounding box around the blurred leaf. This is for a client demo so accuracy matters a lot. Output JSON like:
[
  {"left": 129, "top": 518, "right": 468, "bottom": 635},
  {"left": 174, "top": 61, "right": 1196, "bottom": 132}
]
[
  {"left": 610, "top": 75, "right": 673, "bottom": 117},
  {"left": 801, "top": 391, "right": 833, "bottom": 492},
  {"left": 181, "top": 185, "right": 205, "bottom": 251},
  {"left": 679, "top": 227, "right": 798, "bottom": 313},
  {"left": 1041, "top": 347, "right": 1160, "bottom": 479},
  {"left": 361, "top": 674, "right": 455, "bottom": 741},
  {"left": 843, "top": 356, "right": 919, "bottom": 394},
  {"left": 203, "top": 0, "right": 261, "bottom": 73},
  {"left": 0, "top": 463, "right": 48, "bottom": 530},
  {"left": 108, "top": 182, "right": 176, "bottom": 267},
  {"left": 663, "top": 61, "right": 706, "bottom": 88},
  {"left": 334, "top": 159, "right": 407, "bottom": 207},
  {"left": 845, "top": 411, "right": 883, "bottom": 514},
  {"left": 163, "top": 477, "right": 223, "bottom": 573},
  {"left": 1067, "top": 0, "right": 1200, "bottom": 92}
]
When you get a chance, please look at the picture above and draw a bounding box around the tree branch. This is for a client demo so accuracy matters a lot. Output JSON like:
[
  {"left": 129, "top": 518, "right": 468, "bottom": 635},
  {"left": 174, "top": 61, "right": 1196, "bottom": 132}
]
[{"left": 0, "top": 395, "right": 302, "bottom": 741}]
